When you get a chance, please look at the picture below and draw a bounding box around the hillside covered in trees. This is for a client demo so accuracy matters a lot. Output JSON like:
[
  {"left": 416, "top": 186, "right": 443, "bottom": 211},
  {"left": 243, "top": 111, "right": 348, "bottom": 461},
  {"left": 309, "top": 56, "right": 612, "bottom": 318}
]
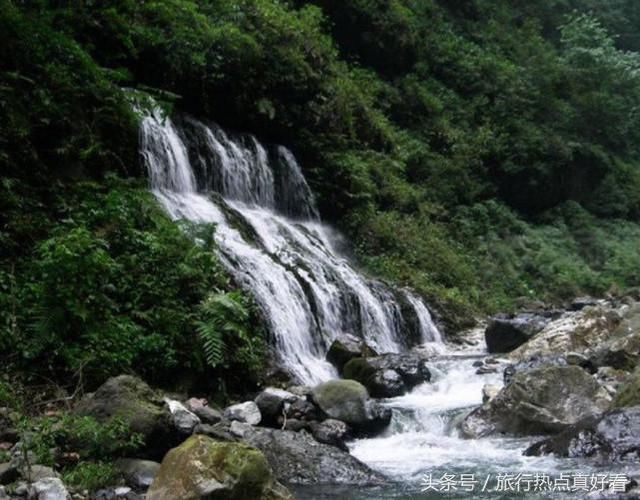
[{"left": 2, "top": 0, "right": 640, "bottom": 389}]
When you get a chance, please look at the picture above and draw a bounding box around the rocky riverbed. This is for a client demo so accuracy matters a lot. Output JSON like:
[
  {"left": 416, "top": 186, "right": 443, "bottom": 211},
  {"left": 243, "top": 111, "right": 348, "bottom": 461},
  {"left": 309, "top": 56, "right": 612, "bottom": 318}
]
[{"left": 2, "top": 296, "right": 640, "bottom": 499}]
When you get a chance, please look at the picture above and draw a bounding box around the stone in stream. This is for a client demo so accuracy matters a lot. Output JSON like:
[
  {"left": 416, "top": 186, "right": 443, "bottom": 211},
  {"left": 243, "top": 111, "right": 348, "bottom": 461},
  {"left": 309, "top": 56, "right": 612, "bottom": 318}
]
[
  {"left": 461, "top": 365, "right": 611, "bottom": 438},
  {"left": 254, "top": 388, "right": 299, "bottom": 426},
  {"left": 326, "top": 335, "right": 378, "bottom": 374},
  {"left": 146, "top": 434, "right": 292, "bottom": 500},
  {"left": 311, "top": 380, "right": 391, "bottom": 434},
  {"left": 229, "top": 422, "right": 385, "bottom": 485},
  {"left": 525, "top": 406, "right": 640, "bottom": 462},
  {"left": 309, "top": 419, "right": 351, "bottom": 451},
  {"left": 485, "top": 313, "right": 551, "bottom": 353},
  {"left": 223, "top": 401, "right": 262, "bottom": 426},
  {"left": 342, "top": 353, "right": 431, "bottom": 398}
]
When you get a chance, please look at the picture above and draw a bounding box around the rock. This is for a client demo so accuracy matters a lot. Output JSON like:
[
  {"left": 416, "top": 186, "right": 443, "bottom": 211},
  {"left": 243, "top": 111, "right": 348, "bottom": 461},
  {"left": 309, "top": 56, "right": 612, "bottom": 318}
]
[
  {"left": 146, "top": 435, "right": 291, "bottom": 500},
  {"left": 0, "top": 463, "right": 17, "bottom": 485},
  {"left": 509, "top": 304, "right": 626, "bottom": 362},
  {"left": 566, "top": 352, "right": 597, "bottom": 373},
  {"left": 461, "top": 365, "right": 611, "bottom": 438},
  {"left": 481, "top": 384, "right": 500, "bottom": 404},
  {"left": 284, "top": 399, "right": 321, "bottom": 422},
  {"left": 185, "top": 398, "right": 222, "bottom": 425},
  {"left": 326, "top": 335, "right": 378, "bottom": 373},
  {"left": 311, "top": 380, "right": 390, "bottom": 434},
  {"left": 342, "top": 353, "right": 431, "bottom": 398},
  {"left": 525, "top": 406, "right": 640, "bottom": 462},
  {"left": 281, "top": 419, "right": 308, "bottom": 432},
  {"left": 115, "top": 459, "right": 161, "bottom": 489},
  {"left": 255, "top": 388, "right": 298, "bottom": 426},
  {"left": 309, "top": 419, "right": 350, "bottom": 451},
  {"left": 0, "top": 486, "right": 7, "bottom": 500},
  {"left": 29, "top": 477, "right": 70, "bottom": 500},
  {"left": 22, "top": 465, "right": 58, "bottom": 482},
  {"left": 74, "top": 375, "right": 171, "bottom": 457},
  {"left": 485, "top": 313, "right": 551, "bottom": 353},
  {"left": 223, "top": 402, "right": 261, "bottom": 426},
  {"left": 164, "top": 399, "right": 200, "bottom": 435},
  {"left": 570, "top": 297, "right": 600, "bottom": 311},
  {"left": 612, "top": 368, "right": 640, "bottom": 408},
  {"left": 193, "top": 423, "right": 237, "bottom": 442},
  {"left": 93, "top": 487, "right": 143, "bottom": 500},
  {"left": 503, "top": 355, "right": 568, "bottom": 384},
  {"left": 238, "top": 426, "right": 384, "bottom": 485},
  {"left": 285, "top": 386, "right": 312, "bottom": 398}
]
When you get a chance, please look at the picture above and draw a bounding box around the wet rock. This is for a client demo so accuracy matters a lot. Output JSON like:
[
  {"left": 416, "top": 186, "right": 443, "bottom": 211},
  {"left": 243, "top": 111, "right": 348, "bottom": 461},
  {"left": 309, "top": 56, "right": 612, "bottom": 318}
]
[
  {"left": 461, "top": 365, "right": 611, "bottom": 438},
  {"left": 29, "top": 477, "right": 70, "bottom": 500},
  {"left": 74, "top": 375, "right": 171, "bottom": 458},
  {"left": 342, "top": 353, "right": 431, "bottom": 398},
  {"left": 485, "top": 313, "right": 551, "bottom": 353},
  {"left": 255, "top": 388, "right": 298, "bottom": 426},
  {"left": 311, "top": 380, "right": 390, "bottom": 434},
  {"left": 164, "top": 399, "right": 200, "bottom": 435},
  {"left": 326, "top": 335, "right": 378, "bottom": 373},
  {"left": 236, "top": 425, "right": 384, "bottom": 485},
  {"left": 280, "top": 419, "right": 308, "bottom": 432},
  {"left": 147, "top": 434, "right": 292, "bottom": 500},
  {"left": 93, "top": 487, "right": 143, "bottom": 500},
  {"left": 525, "top": 406, "right": 640, "bottom": 462},
  {"left": 309, "top": 419, "right": 350, "bottom": 451},
  {"left": 223, "top": 401, "right": 261, "bottom": 426},
  {"left": 284, "top": 398, "right": 321, "bottom": 422},
  {"left": 115, "top": 459, "right": 161, "bottom": 490},
  {"left": 286, "top": 386, "right": 312, "bottom": 398},
  {"left": 503, "top": 355, "right": 568, "bottom": 384},
  {"left": 185, "top": 398, "right": 222, "bottom": 425}
]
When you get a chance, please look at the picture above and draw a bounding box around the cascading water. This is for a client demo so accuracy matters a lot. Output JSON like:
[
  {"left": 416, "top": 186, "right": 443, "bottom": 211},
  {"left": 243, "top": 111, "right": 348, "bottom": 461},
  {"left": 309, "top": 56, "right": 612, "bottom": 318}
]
[{"left": 139, "top": 108, "right": 437, "bottom": 385}]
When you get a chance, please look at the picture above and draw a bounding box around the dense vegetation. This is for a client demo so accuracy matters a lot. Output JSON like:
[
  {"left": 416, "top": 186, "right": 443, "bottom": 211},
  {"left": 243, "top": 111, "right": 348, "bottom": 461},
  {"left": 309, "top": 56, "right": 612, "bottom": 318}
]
[{"left": 2, "top": 0, "right": 640, "bottom": 392}]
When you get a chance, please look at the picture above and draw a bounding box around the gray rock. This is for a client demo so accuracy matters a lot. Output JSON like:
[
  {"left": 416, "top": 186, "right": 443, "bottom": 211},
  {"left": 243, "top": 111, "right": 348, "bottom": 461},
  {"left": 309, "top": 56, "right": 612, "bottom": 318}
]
[
  {"left": 29, "top": 477, "right": 70, "bottom": 500},
  {"left": 0, "top": 485, "right": 7, "bottom": 500},
  {"left": 115, "top": 458, "right": 161, "bottom": 489},
  {"left": 570, "top": 296, "right": 600, "bottom": 311},
  {"left": 485, "top": 313, "right": 551, "bottom": 353},
  {"left": 281, "top": 419, "right": 308, "bottom": 432},
  {"left": 326, "top": 335, "right": 378, "bottom": 373},
  {"left": 223, "top": 401, "right": 262, "bottom": 426},
  {"left": 284, "top": 399, "right": 321, "bottom": 422},
  {"left": 525, "top": 406, "right": 640, "bottom": 462},
  {"left": 311, "top": 380, "right": 390, "bottom": 434},
  {"left": 309, "top": 419, "right": 350, "bottom": 451},
  {"left": 22, "top": 465, "right": 58, "bottom": 482},
  {"left": 255, "top": 388, "right": 298, "bottom": 426},
  {"left": 193, "top": 423, "right": 237, "bottom": 442},
  {"left": 461, "top": 365, "right": 611, "bottom": 438},
  {"left": 239, "top": 426, "right": 384, "bottom": 485},
  {"left": 93, "top": 487, "right": 143, "bottom": 500},
  {"left": 342, "top": 353, "right": 431, "bottom": 398},
  {"left": 185, "top": 398, "right": 222, "bottom": 425},
  {"left": 164, "top": 398, "right": 200, "bottom": 435},
  {"left": 481, "top": 384, "right": 500, "bottom": 404}
]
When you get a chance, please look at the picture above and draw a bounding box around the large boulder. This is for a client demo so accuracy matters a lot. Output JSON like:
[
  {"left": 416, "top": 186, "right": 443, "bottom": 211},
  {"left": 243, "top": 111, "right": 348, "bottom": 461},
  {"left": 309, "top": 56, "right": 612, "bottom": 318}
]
[
  {"left": 254, "top": 388, "right": 298, "bottom": 427},
  {"left": 146, "top": 435, "right": 292, "bottom": 500},
  {"left": 461, "top": 365, "right": 611, "bottom": 438},
  {"left": 611, "top": 368, "right": 640, "bottom": 408},
  {"left": 311, "top": 380, "right": 391, "bottom": 434},
  {"left": 525, "top": 406, "right": 640, "bottom": 462},
  {"left": 74, "top": 375, "right": 171, "bottom": 457},
  {"left": 485, "top": 313, "right": 551, "bottom": 353},
  {"left": 230, "top": 423, "right": 384, "bottom": 485},
  {"left": 342, "top": 353, "right": 431, "bottom": 398},
  {"left": 309, "top": 419, "right": 350, "bottom": 451},
  {"left": 326, "top": 335, "right": 378, "bottom": 373}
]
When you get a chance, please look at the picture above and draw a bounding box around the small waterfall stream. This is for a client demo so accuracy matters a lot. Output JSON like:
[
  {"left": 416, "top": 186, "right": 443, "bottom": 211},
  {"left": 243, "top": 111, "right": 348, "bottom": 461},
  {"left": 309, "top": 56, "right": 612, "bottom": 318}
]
[{"left": 139, "top": 109, "right": 439, "bottom": 385}]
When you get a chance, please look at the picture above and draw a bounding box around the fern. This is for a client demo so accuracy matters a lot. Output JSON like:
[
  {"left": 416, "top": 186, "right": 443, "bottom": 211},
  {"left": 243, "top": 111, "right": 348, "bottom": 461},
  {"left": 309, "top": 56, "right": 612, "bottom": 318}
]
[{"left": 196, "top": 291, "right": 250, "bottom": 369}]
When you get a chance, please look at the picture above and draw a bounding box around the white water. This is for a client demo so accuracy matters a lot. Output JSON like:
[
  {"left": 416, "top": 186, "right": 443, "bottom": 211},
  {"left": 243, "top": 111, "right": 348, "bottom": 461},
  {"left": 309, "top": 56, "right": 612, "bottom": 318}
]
[{"left": 139, "top": 109, "right": 438, "bottom": 385}]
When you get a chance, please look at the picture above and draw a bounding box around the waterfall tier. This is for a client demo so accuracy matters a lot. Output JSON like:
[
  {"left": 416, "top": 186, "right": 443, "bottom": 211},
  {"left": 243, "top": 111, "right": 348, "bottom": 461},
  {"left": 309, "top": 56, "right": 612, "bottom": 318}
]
[{"left": 140, "top": 109, "right": 441, "bottom": 384}]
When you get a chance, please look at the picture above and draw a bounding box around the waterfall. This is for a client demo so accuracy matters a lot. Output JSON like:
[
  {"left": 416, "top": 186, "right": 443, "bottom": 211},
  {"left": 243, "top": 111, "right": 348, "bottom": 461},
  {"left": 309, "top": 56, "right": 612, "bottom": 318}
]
[{"left": 139, "top": 109, "right": 442, "bottom": 384}]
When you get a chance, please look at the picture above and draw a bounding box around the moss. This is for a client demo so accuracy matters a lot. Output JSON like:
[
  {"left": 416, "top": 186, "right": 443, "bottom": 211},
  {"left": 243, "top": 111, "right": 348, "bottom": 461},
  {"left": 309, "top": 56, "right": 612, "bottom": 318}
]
[{"left": 612, "top": 369, "right": 640, "bottom": 408}]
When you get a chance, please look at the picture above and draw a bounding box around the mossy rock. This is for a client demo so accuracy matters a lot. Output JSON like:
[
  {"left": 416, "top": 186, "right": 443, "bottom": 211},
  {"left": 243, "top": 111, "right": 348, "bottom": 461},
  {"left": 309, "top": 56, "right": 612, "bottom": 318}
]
[
  {"left": 311, "top": 379, "right": 369, "bottom": 425},
  {"left": 146, "top": 434, "right": 292, "bottom": 500},
  {"left": 612, "top": 368, "right": 640, "bottom": 408},
  {"left": 75, "top": 375, "right": 171, "bottom": 457}
]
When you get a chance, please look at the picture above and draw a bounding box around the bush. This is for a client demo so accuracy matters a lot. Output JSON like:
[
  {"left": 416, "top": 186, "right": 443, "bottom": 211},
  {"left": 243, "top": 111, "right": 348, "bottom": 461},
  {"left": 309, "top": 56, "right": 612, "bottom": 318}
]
[{"left": 63, "top": 462, "right": 121, "bottom": 492}]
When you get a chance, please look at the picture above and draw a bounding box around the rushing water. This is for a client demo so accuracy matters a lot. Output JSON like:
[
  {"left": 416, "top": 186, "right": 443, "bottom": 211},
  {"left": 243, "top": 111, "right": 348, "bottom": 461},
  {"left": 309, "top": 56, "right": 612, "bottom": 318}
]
[
  {"left": 140, "top": 108, "right": 638, "bottom": 499},
  {"left": 140, "top": 108, "right": 439, "bottom": 385}
]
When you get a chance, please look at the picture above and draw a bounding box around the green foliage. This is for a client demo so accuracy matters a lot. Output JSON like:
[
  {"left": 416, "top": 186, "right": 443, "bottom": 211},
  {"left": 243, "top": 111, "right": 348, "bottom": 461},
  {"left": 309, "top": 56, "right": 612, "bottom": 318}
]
[
  {"left": 197, "top": 291, "right": 265, "bottom": 379},
  {"left": 63, "top": 462, "right": 121, "bottom": 492}
]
